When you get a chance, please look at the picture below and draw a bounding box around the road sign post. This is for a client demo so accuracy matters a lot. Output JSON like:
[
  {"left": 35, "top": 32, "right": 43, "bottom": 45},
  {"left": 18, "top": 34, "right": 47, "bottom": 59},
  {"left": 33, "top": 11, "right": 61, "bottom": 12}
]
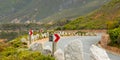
[
  {"left": 29, "top": 35, "right": 31, "bottom": 44},
  {"left": 29, "top": 29, "right": 33, "bottom": 44},
  {"left": 52, "top": 42, "right": 57, "bottom": 56},
  {"left": 49, "top": 33, "right": 60, "bottom": 56},
  {"left": 49, "top": 33, "right": 53, "bottom": 42},
  {"left": 54, "top": 34, "right": 60, "bottom": 43}
]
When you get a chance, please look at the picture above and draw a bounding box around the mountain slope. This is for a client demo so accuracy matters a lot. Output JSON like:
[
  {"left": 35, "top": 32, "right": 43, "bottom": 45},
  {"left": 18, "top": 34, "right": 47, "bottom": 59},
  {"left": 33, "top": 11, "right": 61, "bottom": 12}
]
[
  {"left": 0, "top": 0, "right": 110, "bottom": 23},
  {"left": 63, "top": 0, "right": 120, "bottom": 30},
  {"left": 41, "top": 0, "right": 110, "bottom": 23}
]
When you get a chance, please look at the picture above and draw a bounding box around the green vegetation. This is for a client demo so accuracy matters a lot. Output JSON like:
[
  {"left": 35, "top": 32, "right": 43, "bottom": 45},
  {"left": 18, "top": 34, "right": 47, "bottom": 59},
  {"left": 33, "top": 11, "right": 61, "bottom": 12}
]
[
  {"left": 0, "top": 47, "right": 54, "bottom": 60},
  {"left": 0, "top": 32, "right": 19, "bottom": 41},
  {"left": 108, "top": 27, "right": 120, "bottom": 48},
  {"left": 61, "top": 0, "right": 120, "bottom": 48},
  {"left": 0, "top": 23, "right": 43, "bottom": 30},
  {"left": 0, "top": 23, "right": 55, "bottom": 41},
  {"left": 0, "top": 48, "right": 54, "bottom": 60},
  {"left": 63, "top": 0, "right": 120, "bottom": 30},
  {"left": 63, "top": 16, "right": 106, "bottom": 30},
  {"left": 0, "top": 35, "right": 55, "bottom": 60},
  {"left": 0, "top": 23, "right": 36, "bottom": 40}
]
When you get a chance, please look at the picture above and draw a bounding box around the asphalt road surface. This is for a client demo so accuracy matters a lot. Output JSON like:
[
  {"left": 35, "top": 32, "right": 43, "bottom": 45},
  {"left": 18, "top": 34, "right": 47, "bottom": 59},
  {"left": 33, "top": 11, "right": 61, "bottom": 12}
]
[{"left": 44, "top": 33, "right": 120, "bottom": 60}]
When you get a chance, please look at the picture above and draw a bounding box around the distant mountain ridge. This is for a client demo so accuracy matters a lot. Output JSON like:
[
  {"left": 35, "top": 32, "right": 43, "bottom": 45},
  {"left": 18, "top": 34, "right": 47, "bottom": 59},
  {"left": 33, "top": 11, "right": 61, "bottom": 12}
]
[{"left": 0, "top": 0, "right": 110, "bottom": 23}]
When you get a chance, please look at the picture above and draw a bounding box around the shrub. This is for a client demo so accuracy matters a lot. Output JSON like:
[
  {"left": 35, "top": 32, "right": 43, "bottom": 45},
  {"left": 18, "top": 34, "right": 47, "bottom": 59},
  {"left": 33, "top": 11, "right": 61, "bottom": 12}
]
[
  {"left": 108, "top": 27, "right": 120, "bottom": 47},
  {"left": 0, "top": 32, "right": 19, "bottom": 41},
  {"left": 0, "top": 35, "right": 55, "bottom": 60},
  {"left": 0, "top": 42, "right": 9, "bottom": 52},
  {"left": 1, "top": 50, "right": 55, "bottom": 60}
]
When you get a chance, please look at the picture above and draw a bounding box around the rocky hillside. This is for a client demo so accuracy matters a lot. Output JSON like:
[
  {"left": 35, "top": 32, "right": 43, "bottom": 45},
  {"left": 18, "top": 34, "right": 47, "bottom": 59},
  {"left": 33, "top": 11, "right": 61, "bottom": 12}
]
[
  {"left": 63, "top": 0, "right": 120, "bottom": 30},
  {"left": 0, "top": 0, "right": 110, "bottom": 23}
]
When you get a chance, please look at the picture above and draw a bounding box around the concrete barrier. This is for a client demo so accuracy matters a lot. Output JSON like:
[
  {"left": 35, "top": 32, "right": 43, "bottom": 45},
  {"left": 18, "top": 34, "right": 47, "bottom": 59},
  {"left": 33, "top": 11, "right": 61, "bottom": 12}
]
[
  {"left": 90, "top": 45, "right": 110, "bottom": 60},
  {"left": 54, "top": 49, "right": 64, "bottom": 60},
  {"left": 64, "top": 40, "right": 83, "bottom": 60}
]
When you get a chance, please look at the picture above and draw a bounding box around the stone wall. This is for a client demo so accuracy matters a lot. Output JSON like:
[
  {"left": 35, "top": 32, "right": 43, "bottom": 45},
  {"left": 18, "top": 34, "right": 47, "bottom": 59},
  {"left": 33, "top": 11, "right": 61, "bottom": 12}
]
[{"left": 56, "top": 30, "right": 107, "bottom": 33}]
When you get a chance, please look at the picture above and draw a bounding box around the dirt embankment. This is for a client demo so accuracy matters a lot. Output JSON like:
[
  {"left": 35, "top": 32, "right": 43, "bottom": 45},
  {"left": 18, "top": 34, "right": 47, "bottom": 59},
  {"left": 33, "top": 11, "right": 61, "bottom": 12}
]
[
  {"left": 99, "top": 33, "right": 120, "bottom": 56},
  {"left": 0, "top": 39, "right": 7, "bottom": 43}
]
